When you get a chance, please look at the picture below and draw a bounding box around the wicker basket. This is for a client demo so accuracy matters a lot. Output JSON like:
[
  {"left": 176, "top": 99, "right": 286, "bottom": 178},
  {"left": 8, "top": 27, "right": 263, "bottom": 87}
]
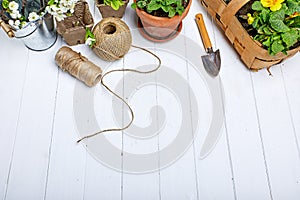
[
  {"left": 200, "top": 0, "right": 300, "bottom": 70},
  {"left": 56, "top": 0, "right": 94, "bottom": 46}
]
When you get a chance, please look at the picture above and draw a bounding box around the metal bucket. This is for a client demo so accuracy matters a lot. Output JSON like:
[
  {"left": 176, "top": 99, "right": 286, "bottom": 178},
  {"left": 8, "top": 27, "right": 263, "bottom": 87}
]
[{"left": 14, "top": 13, "right": 57, "bottom": 51}]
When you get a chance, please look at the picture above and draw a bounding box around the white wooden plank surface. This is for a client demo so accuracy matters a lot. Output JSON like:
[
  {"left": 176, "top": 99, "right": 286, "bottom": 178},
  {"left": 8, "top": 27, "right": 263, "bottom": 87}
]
[
  {"left": 1, "top": 0, "right": 300, "bottom": 199},
  {"left": 0, "top": 32, "right": 29, "bottom": 200},
  {"left": 3, "top": 40, "right": 60, "bottom": 200}
]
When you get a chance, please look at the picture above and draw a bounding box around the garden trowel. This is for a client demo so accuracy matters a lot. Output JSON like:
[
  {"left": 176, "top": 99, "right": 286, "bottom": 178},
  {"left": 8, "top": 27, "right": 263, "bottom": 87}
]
[{"left": 195, "top": 13, "right": 221, "bottom": 77}]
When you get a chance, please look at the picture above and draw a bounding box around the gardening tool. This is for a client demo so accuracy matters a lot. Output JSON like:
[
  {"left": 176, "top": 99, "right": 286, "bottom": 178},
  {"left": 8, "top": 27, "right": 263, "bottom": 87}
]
[
  {"left": 0, "top": 19, "right": 15, "bottom": 38},
  {"left": 195, "top": 13, "right": 220, "bottom": 77}
]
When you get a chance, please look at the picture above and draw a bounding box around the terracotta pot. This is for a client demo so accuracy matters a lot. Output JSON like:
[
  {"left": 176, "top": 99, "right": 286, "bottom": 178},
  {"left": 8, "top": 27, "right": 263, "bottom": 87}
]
[
  {"left": 96, "top": 0, "right": 129, "bottom": 18},
  {"left": 135, "top": 0, "right": 192, "bottom": 42}
]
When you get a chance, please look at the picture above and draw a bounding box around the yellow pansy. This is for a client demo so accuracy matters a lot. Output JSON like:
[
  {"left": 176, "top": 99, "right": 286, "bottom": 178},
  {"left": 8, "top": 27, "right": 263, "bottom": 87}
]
[
  {"left": 247, "top": 13, "right": 255, "bottom": 25},
  {"left": 261, "top": 0, "right": 285, "bottom": 11}
]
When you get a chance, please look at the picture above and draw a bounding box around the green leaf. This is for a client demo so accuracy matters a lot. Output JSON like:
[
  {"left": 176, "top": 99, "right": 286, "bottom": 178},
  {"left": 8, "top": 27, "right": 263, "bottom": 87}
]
[
  {"left": 136, "top": 1, "right": 147, "bottom": 8},
  {"left": 270, "top": 19, "right": 290, "bottom": 32},
  {"left": 286, "top": 0, "right": 300, "bottom": 15},
  {"left": 166, "top": 0, "right": 176, "bottom": 5},
  {"left": 263, "top": 26, "right": 273, "bottom": 35},
  {"left": 161, "top": 5, "right": 169, "bottom": 12},
  {"left": 282, "top": 29, "right": 299, "bottom": 47},
  {"left": 131, "top": 2, "right": 137, "bottom": 9},
  {"left": 261, "top": 9, "right": 269, "bottom": 23},
  {"left": 168, "top": 8, "right": 176, "bottom": 17},
  {"left": 2, "top": 0, "right": 9, "bottom": 9},
  {"left": 269, "top": 9, "right": 285, "bottom": 21},
  {"left": 262, "top": 37, "right": 272, "bottom": 47},
  {"left": 293, "top": 16, "right": 300, "bottom": 27},
  {"left": 252, "top": 1, "right": 263, "bottom": 11},
  {"left": 271, "top": 40, "right": 285, "bottom": 54},
  {"left": 48, "top": 0, "right": 55, "bottom": 6},
  {"left": 147, "top": 0, "right": 161, "bottom": 11}
]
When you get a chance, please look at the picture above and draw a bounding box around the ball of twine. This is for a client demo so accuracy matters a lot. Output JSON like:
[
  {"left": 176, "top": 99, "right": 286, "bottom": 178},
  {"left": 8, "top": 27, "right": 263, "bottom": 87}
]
[
  {"left": 55, "top": 46, "right": 102, "bottom": 87},
  {"left": 92, "top": 17, "right": 132, "bottom": 61}
]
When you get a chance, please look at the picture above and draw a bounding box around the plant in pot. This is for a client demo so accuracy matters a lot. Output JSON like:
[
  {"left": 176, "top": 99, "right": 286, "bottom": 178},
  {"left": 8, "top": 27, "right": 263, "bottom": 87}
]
[
  {"left": 0, "top": 0, "right": 58, "bottom": 51},
  {"left": 96, "top": 0, "right": 129, "bottom": 18},
  {"left": 131, "top": 0, "right": 192, "bottom": 42},
  {"left": 200, "top": 0, "right": 300, "bottom": 71}
]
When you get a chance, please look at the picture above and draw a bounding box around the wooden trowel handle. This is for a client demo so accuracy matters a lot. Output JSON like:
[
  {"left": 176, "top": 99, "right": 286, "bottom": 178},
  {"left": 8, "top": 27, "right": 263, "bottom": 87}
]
[
  {"left": 195, "top": 13, "right": 212, "bottom": 51},
  {"left": 0, "top": 19, "right": 15, "bottom": 38}
]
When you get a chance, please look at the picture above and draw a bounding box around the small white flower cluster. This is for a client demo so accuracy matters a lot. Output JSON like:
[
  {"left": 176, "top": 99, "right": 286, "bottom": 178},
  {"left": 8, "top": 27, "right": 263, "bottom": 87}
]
[
  {"left": 46, "top": 0, "right": 79, "bottom": 21},
  {"left": 5, "top": 1, "right": 41, "bottom": 29}
]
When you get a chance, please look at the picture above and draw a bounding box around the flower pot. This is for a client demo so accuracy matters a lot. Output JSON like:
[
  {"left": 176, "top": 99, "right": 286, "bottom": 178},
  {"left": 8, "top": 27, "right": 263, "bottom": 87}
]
[
  {"left": 200, "top": 0, "right": 300, "bottom": 70},
  {"left": 96, "top": 0, "right": 129, "bottom": 18},
  {"left": 56, "top": 0, "right": 94, "bottom": 46},
  {"left": 134, "top": 0, "right": 192, "bottom": 42},
  {"left": 14, "top": 13, "right": 57, "bottom": 51}
]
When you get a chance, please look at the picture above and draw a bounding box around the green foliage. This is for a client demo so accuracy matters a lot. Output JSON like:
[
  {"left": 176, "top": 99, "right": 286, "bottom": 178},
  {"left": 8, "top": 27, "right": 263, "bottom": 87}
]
[
  {"left": 248, "top": 0, "right": 300, "bottom": 55},
  {"left": 131, "top": 0, "right": 187, "bottom": 18},
  {"left": 104, "top": 0, "right": 124, "bottom": 10}
]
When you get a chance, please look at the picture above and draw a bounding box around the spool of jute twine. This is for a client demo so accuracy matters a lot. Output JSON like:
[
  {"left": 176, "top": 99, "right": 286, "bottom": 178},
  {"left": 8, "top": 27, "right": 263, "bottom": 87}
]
[
  {"left": 55, "top": 46, "right": 102, "bottom": 87},
  {"left": 54, "top": 45, "right": 161, "bottom": 143},
  {"left": 92, "top": 17, "right": 132, "bottom": 61}
]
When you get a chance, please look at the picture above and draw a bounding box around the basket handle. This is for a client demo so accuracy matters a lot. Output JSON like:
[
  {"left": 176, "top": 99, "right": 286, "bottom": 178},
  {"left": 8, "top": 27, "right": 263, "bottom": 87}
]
[{"left": 0, "top": 19, "right": 15, "bottom": 38}]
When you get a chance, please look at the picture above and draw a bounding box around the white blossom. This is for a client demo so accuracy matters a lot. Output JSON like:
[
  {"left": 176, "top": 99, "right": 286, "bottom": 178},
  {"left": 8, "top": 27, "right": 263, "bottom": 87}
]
[
  {"left": 8, "top": 1, "right": 19, "bottom": 11},
  {"left": 14, "top": 20, "right": 20, "bottom": 26},
  {"left": 8, "top": 20, "right": 14, "bottom": 26},
  {"left": 28, "top": 12, "right": 39, "bottom": 22},
  {"left": 85, "top": 37, "right": 96, "bottom": 46},
  {"left": 10, "top": 12, "right": 18, "bottom": 19}
]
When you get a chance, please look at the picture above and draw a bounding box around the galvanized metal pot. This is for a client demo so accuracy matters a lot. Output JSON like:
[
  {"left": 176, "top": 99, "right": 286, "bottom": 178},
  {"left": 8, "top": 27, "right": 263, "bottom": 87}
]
[{"left": 14, "top": 13, "right": 57, "bottom": 51}]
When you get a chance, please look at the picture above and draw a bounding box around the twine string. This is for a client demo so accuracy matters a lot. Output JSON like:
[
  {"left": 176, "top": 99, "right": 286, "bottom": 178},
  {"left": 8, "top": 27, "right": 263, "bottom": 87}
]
[{"left": 76, "top": 45, "right": 161, "bottom": 143}]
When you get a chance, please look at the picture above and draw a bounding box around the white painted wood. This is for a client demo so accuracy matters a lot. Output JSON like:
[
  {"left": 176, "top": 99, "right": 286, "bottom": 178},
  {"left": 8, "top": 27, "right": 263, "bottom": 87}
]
[
  {"left": 0, "top": 0, "right": 300, "bottom": 199},
  {"left": 251, "top": 65, "right": 300, "bottom": 200},
  {"left": 0, "top": 31, "right": 29, "bottom": 200},
  {"left": 280, "top": 55, "right": 300, "bottom": 160},
  {"left": 184, "top": 5, "right": 236, "bottom": 200},
  {"left": 210, "top": 13, "right": 273, "bottom": 200},
  {"left": 3, "top": 40, "right": 61, "bottom": 199},
  {"left": 43, "top": 44, "right": 87, "bottom": 200}
]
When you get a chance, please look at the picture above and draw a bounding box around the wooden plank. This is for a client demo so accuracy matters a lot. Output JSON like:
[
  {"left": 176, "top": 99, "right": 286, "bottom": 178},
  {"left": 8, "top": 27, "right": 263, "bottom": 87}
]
[
  {"left": 0, "top": 31, "right": 29, "bottom": 199},
  {"left": 281, "top": 55, "right": 300, "bottom": 160},
  {"left": 208, "top": 13, "right": 273, "bottom": 200},
  {"left": 155, "top": 39, "right": 198, "bottom": 199},
  {"left": 184, "top": 7, "right": 236, "bottom": 200},
  {"left": 4, "top": 40, "right": 61, "bottom": 199},
  {"left": 251, "top": 63, "right": 300, "bottom": 200}
]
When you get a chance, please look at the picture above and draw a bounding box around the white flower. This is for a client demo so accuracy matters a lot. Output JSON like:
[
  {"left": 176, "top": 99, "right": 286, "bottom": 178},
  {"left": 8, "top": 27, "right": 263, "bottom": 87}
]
[
  {"left": 28, "top": 12, "right": 39, "bottom": 22},
  {"left": 50, "top": 5, "right": 60, "bottom": 12},
  {"left": 14, "top": 20, "right": 20, "bottom": 26},
  {"left": 10, "top": 12, "right": 18, "bottom": 19},
  {"left": 85, "top": 37, "right": 96, "bottom": 46},
  {"left": 8, "top": 20, "right": 14, "bottom": 26},
  {"left": 8, "top": 1, "right": 19, "bottom": 11},
  {"left": 54, "top": 13, "right": 67, "bottom": 21}
]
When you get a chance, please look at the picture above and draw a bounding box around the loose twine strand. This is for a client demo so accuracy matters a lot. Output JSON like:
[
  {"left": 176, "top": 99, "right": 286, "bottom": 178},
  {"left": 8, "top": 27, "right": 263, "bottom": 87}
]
[{"left": 76, "top": 45, "right": 161, "bottom": 143}]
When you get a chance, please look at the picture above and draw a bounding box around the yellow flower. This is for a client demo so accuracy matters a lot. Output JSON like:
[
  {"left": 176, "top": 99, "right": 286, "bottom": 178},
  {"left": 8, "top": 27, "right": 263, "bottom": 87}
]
[
  {"left": 261, "top": 0, "right": 285, "bottom": 11},
  {"left": 247, "top": 13, "right": 255, "bottom": 25}
]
